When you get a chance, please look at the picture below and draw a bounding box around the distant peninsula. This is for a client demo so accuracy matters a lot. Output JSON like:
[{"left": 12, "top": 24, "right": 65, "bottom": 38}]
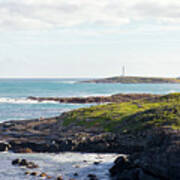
[{"left": 82, "top": 76, "right": 180, "bottom": 84}]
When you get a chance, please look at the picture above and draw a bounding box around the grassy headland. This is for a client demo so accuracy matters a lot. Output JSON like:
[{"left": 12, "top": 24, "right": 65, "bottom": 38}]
[
  {"left": 1, "top": 93, "right": 179, "bottom": 180},
  {"left": 62, "top": 93, "right": 180, "bottom": 132},
  {"left": 82, "top": 76, "right": 180, "bottom": 83}
]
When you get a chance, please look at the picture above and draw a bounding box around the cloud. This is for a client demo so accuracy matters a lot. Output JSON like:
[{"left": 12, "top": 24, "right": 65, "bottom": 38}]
[{"left": 0, "top": 0, "right": 180, "bottom": 30}]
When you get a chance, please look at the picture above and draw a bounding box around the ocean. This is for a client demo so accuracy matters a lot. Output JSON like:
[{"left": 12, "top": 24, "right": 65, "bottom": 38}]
[
  {"left": 0, "top": 78, "right": 180, "bottom": 180},
  {"left": 0, "top": 78, "right": 180, "bottom": 122}
]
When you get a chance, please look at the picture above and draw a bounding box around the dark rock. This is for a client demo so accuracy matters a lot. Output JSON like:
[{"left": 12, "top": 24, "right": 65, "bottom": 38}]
[
  {"left": 138, "top": 169, "right": 160, "bottom": 180},
  {"left": 109, "top": 156, "right": 133, "bottom": 177},
  {"left": 30, "top": 172, "right": 38, "bottom": 176},
  {"left": 12, "top": 158, "right": 39, "bottom": 169},
  {"left": 114, "top": 169, "right": 138, "bottom": 180},
  {"left": 114, "top": 156, "right": 128, "bottom": 165},
  {"left": 12, "top": 158, "right": 21, "bottom": 165},
  {"left": 0, "top": 141, "right": 11, "bottom": 151},
  {"left": 39, "top": 172, "right": 48, "bottom": 177},
  {"left": 26, "top": 162, "right": 39, "bottom": 169},
  {"left": 73, "top": 172, "right": 78, "bottom": 176},
  {"left": 28, "top": 94, "right": 157, "bottom": 104},
  {"left": 94, "top": 161, "right": 101, "bottom": 165},
  {"left": 57, "top": 176, "right": 63, "bottom": 180},
  {"left": 25, "top": 171, "right": 30, "bottom": 175},
  {"left": 88, "top": 174, "right": 98, "bottom": 180},
  {"left": 15, "top": 147, "right": 33, "bottom": 153},
  {"left": 110, "top": 167, "right": 160, "bottom": 180},
  {"left": 19, "top": 159, "right": 28, "bottom": 166}
]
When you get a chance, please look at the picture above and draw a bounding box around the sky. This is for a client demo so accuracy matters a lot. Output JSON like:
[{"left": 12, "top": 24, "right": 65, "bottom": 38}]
[{"left": 0, "top": 0, "right": 180, "bottom": 78}]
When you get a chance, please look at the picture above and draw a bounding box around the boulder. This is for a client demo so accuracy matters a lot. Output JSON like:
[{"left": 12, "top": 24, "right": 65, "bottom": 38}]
[
  {"left": 19, "top": 159, "right": 28, "bottom": 166},
  {"left": 39, "top": 172, "right": 48, "bottom": 177},
  {"left": 56, "top": 176, "right": 63, "bottom": 180},
  {"left": 12, "top": 158, "right": 39, "bottom": 169},
  {"left": 30, "top": 172, "right": 38, "bottom": 176},
  {"left": 25, "top": 171, "right": 30, "bottom": 175},
  {"left": 109, "top": 156, "right": 133, "bottom": 177},
  {"left": 12, "top": 158, "right": 21, "bottom": 165},
  {"left": 88, "top": 174, "right": 98, "bottom": 180},
  {"left": 0, "top": 141, "right": 11, "bottom": 151}
]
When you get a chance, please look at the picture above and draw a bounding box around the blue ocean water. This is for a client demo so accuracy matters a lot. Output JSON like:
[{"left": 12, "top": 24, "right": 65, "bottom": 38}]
[{"left": 0, "top": 78, "right": 180, "bottom": 121}]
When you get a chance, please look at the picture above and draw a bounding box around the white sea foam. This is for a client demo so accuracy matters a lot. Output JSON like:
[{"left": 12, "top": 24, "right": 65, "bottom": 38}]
[
  {"left": 52, "top": 80, "right": 77, "bottom": 84},
  {"left": 0, "top": 97, "right": 59, "bottom": 104},
  {"left": 0, "top": 152, "right": 121, "bottom": 180},
  {"left": 167, "top": 90, "right": 177, "bottom": 94}
]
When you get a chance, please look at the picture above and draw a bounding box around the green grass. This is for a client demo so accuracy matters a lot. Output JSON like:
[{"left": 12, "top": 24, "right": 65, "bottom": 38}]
[
  {"left": 85, "top": 76, "right": 180, "bottom": 84},
  {"left": 62, "top": 93, "right": 180, "bottom": 133}
]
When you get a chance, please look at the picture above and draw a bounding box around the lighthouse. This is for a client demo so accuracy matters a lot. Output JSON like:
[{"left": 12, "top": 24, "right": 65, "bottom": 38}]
[{"left": 122, "top": 66, "right": 125, "bottom": 77}]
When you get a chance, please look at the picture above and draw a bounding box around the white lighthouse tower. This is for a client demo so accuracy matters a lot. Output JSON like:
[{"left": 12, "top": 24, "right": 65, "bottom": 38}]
[{"left": 122, "top": 66, "right": 125, "bottom": 77}]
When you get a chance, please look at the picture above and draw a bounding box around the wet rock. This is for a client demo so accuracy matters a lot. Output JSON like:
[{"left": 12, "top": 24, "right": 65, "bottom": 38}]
[
  {"left": 138, "top": 169, "right": 160, "bottom": 180},
  {"left": 56, "top": 176, "right": 63, "bottom": 180},
  {"left": 0, "top": 141, "right": 11, "bottom": 151},
  {"left": 26, "top": 162, "right": 39, "bottom": 169},
  {"left": 25, "top": 171, "right": 30, "bottom": 175},
  {"left": 12, "top": 158, "right": 21, "bottom": 165},
  {"left": 12, "top": 158, "right": 39, "bottom": 169},
  {"left": 109, "top": 154, "right": 172, "bottom": 180},
  {"left": 75, "top": 165, "right": 80, "bottom": 168},
  {"left": 114, "top": 168, "right": 139, "bottom": 180},
  {"left": 73, "top": 172, "right": 78, "bottom": 176},
  {"left": 15, "top": 147, "right": 33, "bottom": 153},
  {"left": 94, "top": 161, "right": 101, "bottom": 165},
  {"left": 47, "top": 175, "right": 52, "bottom": 179},
  {"left": 114, "top": 156, "right": 128, "bottom": 165},
  {"left": 113, "top": 168, "right": 161, "bottom": 180},
  {"left": 39, "top": 172, "right": 48, "bottom": 177},
  {"left": 30, "top": 172, "right": 38, "bottom": 176},
  {"left": 88, "top": 174, "right": 98, "bottom": 180},
  {"left": 109, "top": 156, "right": 133, "bottom": 177},
  {"left": 19, "top": 159, "right": 29, "bottom": 166}
]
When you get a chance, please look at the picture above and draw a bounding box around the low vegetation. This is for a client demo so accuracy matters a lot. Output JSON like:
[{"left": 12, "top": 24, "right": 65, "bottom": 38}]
[
  {"left": 82, "top": 76, "right": 180, "bottom": 83},
  {"left": 63, "top": 93, "right": 180, "bottom": 132}
]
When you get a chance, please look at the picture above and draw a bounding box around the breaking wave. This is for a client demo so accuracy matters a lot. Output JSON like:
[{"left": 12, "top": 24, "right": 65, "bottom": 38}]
[{"left": 0, "top": 97, "right": 59, "bottom": 104}]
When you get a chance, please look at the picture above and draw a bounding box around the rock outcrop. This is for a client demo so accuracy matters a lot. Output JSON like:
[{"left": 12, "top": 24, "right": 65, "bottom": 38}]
[
  {"left": 0, "top": 93, "right": 179, "bottom": 180},
  {"left": 110, "top": 129, "right": 180, "bottom": 180},
  {"left": 28, "top": 93, "right": 158, "bottom": 104}
]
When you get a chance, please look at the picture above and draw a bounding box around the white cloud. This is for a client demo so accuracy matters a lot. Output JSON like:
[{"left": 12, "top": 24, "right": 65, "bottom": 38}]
[{"left": 0, "top": 0, "right": 180, "bottom": 30}]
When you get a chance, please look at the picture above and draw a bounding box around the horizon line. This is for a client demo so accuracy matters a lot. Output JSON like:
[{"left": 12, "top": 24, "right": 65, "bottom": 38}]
[{"left": 0, "top": 75, "right": 179, "bottom": 79}]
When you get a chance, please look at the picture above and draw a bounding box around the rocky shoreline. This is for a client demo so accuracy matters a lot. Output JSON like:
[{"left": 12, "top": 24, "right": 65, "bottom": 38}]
[
  {"left": 0, "top": 93, "right": 180, "bottom": 179},
  {"left": 0, "top": 117, "right": 179, "bottom": 179},
  {"left": 28, "top": 93, "right": 158, "bottom": 104},
  {"left": 0, "top": 117, "right": 137, "bottom": 154}
]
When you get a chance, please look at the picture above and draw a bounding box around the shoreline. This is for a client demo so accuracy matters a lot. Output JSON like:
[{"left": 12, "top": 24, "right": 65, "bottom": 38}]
[
  {"left": 28, "top": 93, "right": 159, "bottom": 104},
  {"left": 0, "top": 93, "right": 179, "bottom": 179}
]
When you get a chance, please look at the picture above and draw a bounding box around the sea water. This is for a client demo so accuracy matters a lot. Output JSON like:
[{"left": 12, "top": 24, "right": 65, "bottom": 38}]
[
  {"left": 0, "top": 78, "right": 180, "bottom": 121},
  {"left": 0, "top": 78, "right": 180, "bottom": 180},
  {"left": 0, "top": 152, "right": 120, "bottom": 180}
]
